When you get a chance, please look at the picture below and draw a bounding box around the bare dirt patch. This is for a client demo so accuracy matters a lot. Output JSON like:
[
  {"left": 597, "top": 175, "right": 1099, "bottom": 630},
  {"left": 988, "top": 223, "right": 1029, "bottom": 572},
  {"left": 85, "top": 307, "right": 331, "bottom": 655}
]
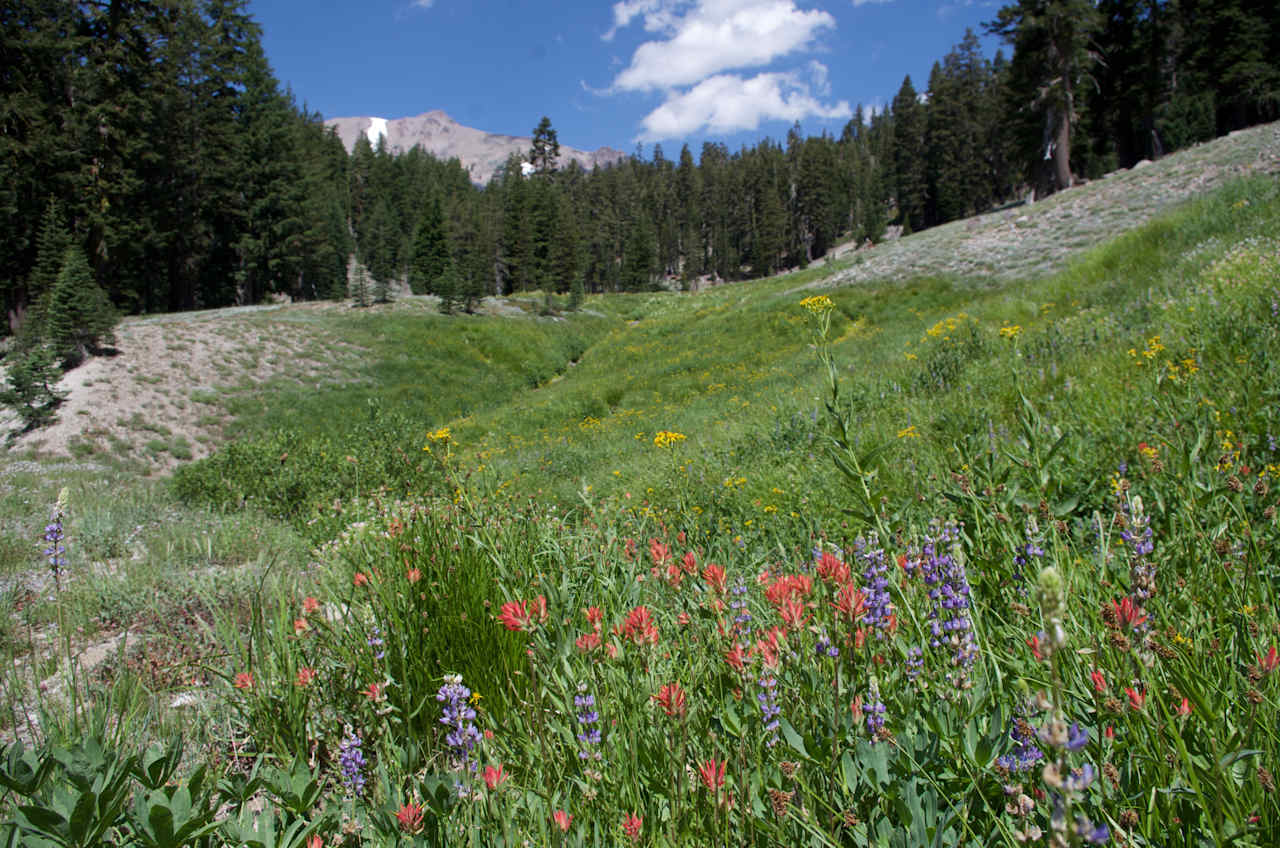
[{"left": 4, "top": 302, "right": 367, "bottom": 471}]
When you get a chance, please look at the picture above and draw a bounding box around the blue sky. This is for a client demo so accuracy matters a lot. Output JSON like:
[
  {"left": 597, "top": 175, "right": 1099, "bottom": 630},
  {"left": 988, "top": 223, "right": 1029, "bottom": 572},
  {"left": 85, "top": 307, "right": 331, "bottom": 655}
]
[{"left": 253, "top": 0, "right": 1005, "bottom": 157}]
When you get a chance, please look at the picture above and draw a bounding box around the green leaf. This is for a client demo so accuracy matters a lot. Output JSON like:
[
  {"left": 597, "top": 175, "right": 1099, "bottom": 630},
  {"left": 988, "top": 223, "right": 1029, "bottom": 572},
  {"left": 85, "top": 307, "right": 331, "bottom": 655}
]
[
  {"left": 840, "top": 751, "right": 858, "bottom": 793},
  {"left": 779, "top": 717, "right": 809, "bottom": 760}
]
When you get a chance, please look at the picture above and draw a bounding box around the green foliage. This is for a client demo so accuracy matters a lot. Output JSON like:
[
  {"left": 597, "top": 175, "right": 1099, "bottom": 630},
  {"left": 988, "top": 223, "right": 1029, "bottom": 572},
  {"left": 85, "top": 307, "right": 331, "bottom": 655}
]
[
  {"left": 0, "top": 345, "right": 66, "bottom": 432},
  {"left": 409, "top": 194, "right": 449, "bottom": 295},
  {"left": 44, "top": 246, "right": 118, "bottom": 366}
]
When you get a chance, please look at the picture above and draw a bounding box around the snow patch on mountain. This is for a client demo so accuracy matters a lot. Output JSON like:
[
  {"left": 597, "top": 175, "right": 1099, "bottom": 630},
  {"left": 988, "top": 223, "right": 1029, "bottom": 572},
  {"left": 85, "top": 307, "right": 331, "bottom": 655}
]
[{"left": 365, "top": 117, "right": 388, "bottom": 145}]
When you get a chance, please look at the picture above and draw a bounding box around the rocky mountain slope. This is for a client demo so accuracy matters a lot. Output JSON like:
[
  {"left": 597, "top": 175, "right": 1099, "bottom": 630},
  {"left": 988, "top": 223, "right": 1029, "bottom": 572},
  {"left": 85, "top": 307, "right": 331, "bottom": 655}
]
[{"left": 325, "top": 110, "right": 626, "bottom": 184}]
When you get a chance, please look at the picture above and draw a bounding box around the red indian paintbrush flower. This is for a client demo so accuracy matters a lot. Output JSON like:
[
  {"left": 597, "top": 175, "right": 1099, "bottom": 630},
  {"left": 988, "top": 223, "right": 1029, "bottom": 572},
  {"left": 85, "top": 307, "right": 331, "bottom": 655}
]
[
  {"left": 1259, "top": 645, "right": 1279, "bottom": 674},
  {"left": 622, "top": 813, "right": 643, "bottom": 843},
  {"left": 483, "top": 763, "right": 509, "bottom": 790},
  {"left": 622, "top": 605, "right": 659, "bottom": 645},
  {"left": 1125, "top": 686, "right": 1146, "bottom": 711},
  {"left": 395, "top": 803, "right": 424, "bottom": 833},
  {"left": 1112, "top": 597, "right": 1148, "bottom": 631},
  {"left": 652, "top": 682, "right": 688, "bottom": 718},
  {"left": 702, "top": 563, "right": 727, "bottom": 594},
  {"left": 552, "top": 809, "right": 572, "bottom": 832},
  {"left": 649, "top": 538, "right": 671, "bottom": 566},
  {"left": 698, "top": 759, "right": 727, "bottom": 793},
  {"left": 1090, "top": 669, "right": 1107, "bottom": 693},
  {"left": 831, "top": 583, "right": 868, "bottom": 622}
]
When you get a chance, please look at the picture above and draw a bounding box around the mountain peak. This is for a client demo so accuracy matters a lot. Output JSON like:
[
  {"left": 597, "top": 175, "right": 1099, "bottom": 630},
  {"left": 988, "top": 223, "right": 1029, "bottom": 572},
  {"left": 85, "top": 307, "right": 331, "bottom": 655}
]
[{"left": 325, "top": 111, "right": 625, "bottom": 185}]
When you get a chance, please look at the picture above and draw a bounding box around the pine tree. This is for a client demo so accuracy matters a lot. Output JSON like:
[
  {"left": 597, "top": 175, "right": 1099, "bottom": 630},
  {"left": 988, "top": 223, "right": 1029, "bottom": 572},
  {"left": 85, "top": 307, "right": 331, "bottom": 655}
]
[
  {"left": 529, "top": 116, "right": 560, "bottom": 175},
  {"left": 437, "top": 259, "right": 460, "bottom": 315},
  {"left": 44, "top": 246, "right": 118, "bottom": 366},
  {"left": 987, "top": 0, "right": 1102, "bottom": 193},
  {"left": 410, "top": 193, "right": 449, "bottom": 295},
  {"left": 0, "top": 344, "right": 66, "bottom": 431},
  {"left": 892, "top": 76, "right": 929, "bottom": 231},
  {"left": 351, "top": 257, "right": 371, "bottom": 307}
]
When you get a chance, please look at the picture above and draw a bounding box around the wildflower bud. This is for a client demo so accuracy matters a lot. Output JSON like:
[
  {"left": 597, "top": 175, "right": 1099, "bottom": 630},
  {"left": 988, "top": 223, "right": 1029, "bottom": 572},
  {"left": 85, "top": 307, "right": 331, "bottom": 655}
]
[{"left": 1036, "top": 566, "right": 1067, "bottom": 649}]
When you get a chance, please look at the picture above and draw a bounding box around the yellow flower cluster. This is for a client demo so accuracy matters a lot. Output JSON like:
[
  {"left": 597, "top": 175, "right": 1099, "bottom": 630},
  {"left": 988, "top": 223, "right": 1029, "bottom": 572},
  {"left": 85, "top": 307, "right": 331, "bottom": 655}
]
[
  {"left": 423, "top": 427, "right": 453, "bottom": 452},
  {"left": 897, "top": 425, "right": 919, "bottom": 439},
  {"left": 925, "top": 312, "right": 970, "bottom": 339},
  {"left": 653, "top": 430, "right": 687, "bottom": 448},
  {"left": 799, "top": 295, "right": 835, "bottom": 315},
  {"left": 999, "top": 324, "right": 1023, "bottom": 340}
]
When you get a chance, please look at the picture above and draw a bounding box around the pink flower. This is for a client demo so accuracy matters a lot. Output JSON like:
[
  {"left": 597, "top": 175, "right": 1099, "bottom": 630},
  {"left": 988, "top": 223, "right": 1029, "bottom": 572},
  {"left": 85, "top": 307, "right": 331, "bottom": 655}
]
[
  {"left": 649, "top": 538, "right": 671, "bottom": 566},
  {"left": 681, "top": 550, "right": 698, "bottom": 574},
  {"left": 295, "top": 667, "right": 317, "bottom": 688},
  {"left": 1026, "top": 634, "right": 1045, "bottom": 662},
  {"left": 1112, "top": 597, "right": 1148, "bottom": 630},
  {"left": 652, "top": 682, "right": 687, "bottom": 719},
  {"left": 622, "top": 606, "right": 659, "bottom": 646},
  {"left": 482, "top": 763, "right": 509, "bottom": 790},
  {"left": 293, "top": 617, "right": 310, "bottom": 635},
  {"left": 698, "top": 759, "right": 726, "bottom": 794},
  {"left": 1259, "top": 645, "right": 1279, "bottom": 675},
  {"left": 353, "top": 572, "right": 369, "bottom": 587},
  {"left": 301, "top": 596, "right": 321, "bottom": 614},
  {"left": 553, "top": 809, "right": 572, "bottom": 832},
  {"left": 1090, "top": 669, "right": 1107, "bottom": 693},
  {"left": 395, "top": 803, "right": 424, "bottom": 833},
  {"left": 1125, "top": 686, "right": 1146, "bottom": 711},
  {"left": 499, "top": 600, "right": 532, "bottom": 631},
  {"left": 622, "top": 813, "right": 643, "bottom": 843},
  {"left": 233, "top": 672, "right": 254, "bottom": 691},
  {"left": 1174, "top": 697, "right": 1192, "bottom": 716},
  {"left": 702, "top": 563, "right": 727, "bottom": 594}
]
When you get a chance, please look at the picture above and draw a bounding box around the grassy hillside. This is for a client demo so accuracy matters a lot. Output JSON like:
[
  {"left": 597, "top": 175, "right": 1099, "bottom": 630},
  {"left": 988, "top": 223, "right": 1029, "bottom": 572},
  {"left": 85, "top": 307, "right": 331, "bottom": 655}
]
[{"left": 2, "top": 170, "right": 1279, "bottom": 846}]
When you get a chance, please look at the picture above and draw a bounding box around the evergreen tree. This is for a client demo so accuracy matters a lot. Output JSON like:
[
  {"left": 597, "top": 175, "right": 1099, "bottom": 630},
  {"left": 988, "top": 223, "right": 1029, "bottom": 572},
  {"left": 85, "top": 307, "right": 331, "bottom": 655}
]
[
  {"left": 351, "top": 257, "right": 371, "bottom": 307},
  {"left": 892, "top": 76, "right": 929, "bottom": 231},
  {"left": 44, "top": 246, "right": 118, "bottom": 366},
  {"left": 409, "top": 193, "right": 449, "bottom": 295},
  {"left": 529, "top": 116, "right": 560, "bottom": 175},
  {"left": 0, "top": 345, "right": 66, "bottom": 431},
  {"left": 987, "top": 0, "right": 1102, "bottom": 193},
  {"left": 437, "top": 259, "right": 460, "bottom": 314}
]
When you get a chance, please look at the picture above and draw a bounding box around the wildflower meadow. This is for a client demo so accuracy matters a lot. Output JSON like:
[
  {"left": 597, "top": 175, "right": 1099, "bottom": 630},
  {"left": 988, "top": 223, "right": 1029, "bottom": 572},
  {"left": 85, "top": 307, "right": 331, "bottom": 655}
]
[{"left": 2, "top": 177, "right": 1279, "bottom": 846}]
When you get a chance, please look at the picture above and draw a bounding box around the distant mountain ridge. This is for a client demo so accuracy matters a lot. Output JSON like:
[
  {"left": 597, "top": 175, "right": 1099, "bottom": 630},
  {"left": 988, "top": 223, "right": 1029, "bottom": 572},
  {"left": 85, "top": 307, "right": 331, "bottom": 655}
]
[{"left": 325, "top": 110, "right": 626, "bottom": 184}]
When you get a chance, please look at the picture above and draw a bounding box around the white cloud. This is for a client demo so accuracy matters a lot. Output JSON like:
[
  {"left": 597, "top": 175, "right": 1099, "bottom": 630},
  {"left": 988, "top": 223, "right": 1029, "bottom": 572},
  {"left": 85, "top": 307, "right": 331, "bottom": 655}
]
[
  {"left": 411, "top": 0, "right": 435, "bottom": 7},
  {"left": 603, "top": 0, "right": 680, "bottom": 41},
  {"left": 609, "top": 0, "right": 836, "bottom": 91},
  {"left": 638, "top": 70, "right": 850, "bottom": 140},
  {"left": 851, "top": 0, "right": 894, "bottom": 6}
]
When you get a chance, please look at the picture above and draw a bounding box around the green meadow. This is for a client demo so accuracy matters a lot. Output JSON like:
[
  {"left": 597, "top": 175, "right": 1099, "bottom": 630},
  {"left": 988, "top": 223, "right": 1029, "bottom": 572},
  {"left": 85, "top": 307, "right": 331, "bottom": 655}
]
[{"left": 3, "top": 175, "right": 1279, "bottom": 846}]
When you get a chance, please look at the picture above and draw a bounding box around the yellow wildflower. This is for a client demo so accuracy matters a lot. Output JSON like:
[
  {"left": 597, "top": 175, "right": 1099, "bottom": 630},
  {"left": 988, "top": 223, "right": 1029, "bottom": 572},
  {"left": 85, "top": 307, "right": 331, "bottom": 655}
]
[
  {"left": 897, "top": 425, "right": 919, "bottom": 439},
  {"left": 653, "top": 431, "right": 687, "bottom": 449},
  {"left": 799, "top": 295, "right": 835, "bottom": 315}
]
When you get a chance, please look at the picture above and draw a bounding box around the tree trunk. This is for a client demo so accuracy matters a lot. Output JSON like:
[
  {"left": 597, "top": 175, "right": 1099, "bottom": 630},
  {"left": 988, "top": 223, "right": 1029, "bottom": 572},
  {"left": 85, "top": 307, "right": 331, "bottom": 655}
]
[{"left": 1053, "top": 106, "right": 1073, "bottom": 191}]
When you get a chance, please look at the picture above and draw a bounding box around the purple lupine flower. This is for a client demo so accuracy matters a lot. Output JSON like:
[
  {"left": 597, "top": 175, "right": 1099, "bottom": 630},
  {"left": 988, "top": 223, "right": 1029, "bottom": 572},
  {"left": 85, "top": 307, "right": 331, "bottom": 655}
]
[
  {"left": 995, "top": 717, "right": 1043, "bottom": 774},
  {"left": 1065, "top": 722, "right": 1088, "bottom": 752},
  {"left": 730, "top": 579, "right": 752, "bottom": 637},
  {"left": 757, "top": 675, "right": 780, "bottom": 747},
  {"left": 575, "top": 685, "right": 602, "bottom": 760},
  {"left": 1122, "top": 497, "right": 1157, "bottom": 625},
  {"left": 1012, "top": 519, "right": 1045, "bottom": 590},
  {"left": 368, "top": 625, "right": 385, "bottom": 660},
  {"left": 917, "top": 520, "right": 977, "bottom": 689},
  {"left": 904, "top": 646, "right": 924, "bottom": 680},
  {"left": 1075, "top": 817, "right": 1109, "bottom": 844},
  {"left": 437, "top": 674, "right": 481, "bottom": 772},
  {"left": 338, "top": 730, "right": 366, "bottom": 794},
  {"left": 856, "top": 535, "right": 892, "bottom": 637},
  {"left": 1064, "top": 764, "right": 1097, "bottom": 793},
  {"left": 815, "top": 630, "right": 839, "bottom": 659},
  {"left": 44, "top": 492, "right": 68, "bottom": 589},
  {"left": 861, "top": 678, "right": 886, "bottom": 743}
]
